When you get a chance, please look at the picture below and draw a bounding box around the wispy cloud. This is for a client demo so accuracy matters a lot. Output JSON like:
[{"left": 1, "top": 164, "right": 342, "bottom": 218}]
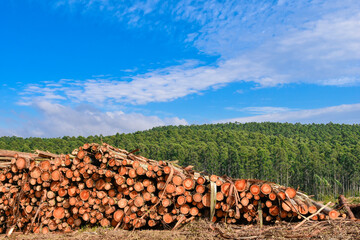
[
  {"left": 52, "top": 0, "right": 162, "bottom": 28},
  {"left": 21, "top": 58, "right": 287, "bottom": 105},
  {"left": 226, "top": 106, "right": 292, "bottom": 115},
  {"left": 1, "top": 100, "right": 187, "bottom": 137},
  {"left": 218, "top": 103, "right": 360, "bottom": 124}
]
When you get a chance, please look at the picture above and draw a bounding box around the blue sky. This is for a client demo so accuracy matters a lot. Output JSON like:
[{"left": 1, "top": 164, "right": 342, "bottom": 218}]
[{"left": 1, "top": 0, "right": 360, "bottom": 137}]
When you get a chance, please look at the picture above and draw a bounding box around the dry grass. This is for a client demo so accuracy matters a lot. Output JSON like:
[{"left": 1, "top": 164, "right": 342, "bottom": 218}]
[{"left": 2, "top": 219, "right": 360, "bottom": 240}]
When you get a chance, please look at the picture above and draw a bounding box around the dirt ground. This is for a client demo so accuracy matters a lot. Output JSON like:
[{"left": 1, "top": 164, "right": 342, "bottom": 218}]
[{"left": 2, "top": 219, "right": 360, "bottom": 240}]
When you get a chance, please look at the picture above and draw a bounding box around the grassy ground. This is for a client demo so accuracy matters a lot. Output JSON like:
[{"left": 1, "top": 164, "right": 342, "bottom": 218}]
[{"left": 2, "top": 219, "right": 360, "bottom": 240}]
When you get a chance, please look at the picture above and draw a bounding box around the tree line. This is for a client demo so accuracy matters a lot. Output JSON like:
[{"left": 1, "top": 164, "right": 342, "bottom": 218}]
[{"left": 1, "top": 122, "right": 359, "bottom": 199}]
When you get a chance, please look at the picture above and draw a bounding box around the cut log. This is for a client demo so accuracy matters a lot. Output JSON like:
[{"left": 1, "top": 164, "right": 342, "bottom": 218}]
[
  {"left": 285, "top": 187, "right": 296, "bottom": 199},
  {"left": 234, "top": 179, "right": 247, "bottom": 192},
  {"left": 53, "top": 207, "right": 65, "bottom": 219},
  {"left": 260, "top": 183, "right": 272, "bottom": 195},
  {"left": 338, "top": 195, "right": 356, "bottom": 219}
]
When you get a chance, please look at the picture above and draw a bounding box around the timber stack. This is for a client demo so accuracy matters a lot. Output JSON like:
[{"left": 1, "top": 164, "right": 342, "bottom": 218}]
[{"left": 0, "top": 143, "right": 340, "bottom": 234}]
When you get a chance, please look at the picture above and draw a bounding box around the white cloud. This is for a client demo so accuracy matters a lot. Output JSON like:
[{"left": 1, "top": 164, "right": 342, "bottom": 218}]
[
  {"left": 22, "top": 58, "right": 287, "bottom": 105},
  {"left": 2, "top": 100, "right": 187, "bottom": 137},
  {"left": 226, "top": 106, "right": 292, "bottom": 114},
  {"left": 50, "top": 0, "right": 163, "bottom": 27},
  {"left": 218, "top": 103, "right": 360, "bottom": 124},
  {"left": 280, "top": 14, "right": 360, "bottom": 61}
]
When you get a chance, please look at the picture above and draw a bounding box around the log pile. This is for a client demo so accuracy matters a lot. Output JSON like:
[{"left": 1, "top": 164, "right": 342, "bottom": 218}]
[{"left": 0, "top": 143, "right": 340, "bottom": 234}]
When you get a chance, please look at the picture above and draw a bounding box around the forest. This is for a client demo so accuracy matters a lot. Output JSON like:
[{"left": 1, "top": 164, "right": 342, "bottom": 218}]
[{"left": 0, "top": 122, "right": 359, "bottom": 199}]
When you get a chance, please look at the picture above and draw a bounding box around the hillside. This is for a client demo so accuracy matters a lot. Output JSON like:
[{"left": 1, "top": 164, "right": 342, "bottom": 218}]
[{"left": 1, "top": 122, "right": 360, "bottom": 199}]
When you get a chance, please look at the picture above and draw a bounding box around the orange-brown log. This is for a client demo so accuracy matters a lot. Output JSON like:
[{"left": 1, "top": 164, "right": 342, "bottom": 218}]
[
  {"left": 40, "top": 160, "right": 51, "bottom": 171},
  {"left": 133, "top": 218, "right": 146, "bottom": 228},
  {"left": 308, "top": 205, "right": 317, "bottom": 214},
  {"left": 95, "top": 179, "right": 106, "bottom": 190},
  {"left": 280, "top": 210, "right": 288, "bottom": 219},
  {"left": 234, "top": 179, "right": 247, "bottom": 192},
  {"left": 221, "top": 182, "right": 231, "bottom": 196},
  {"left": 216, "top": 192, "right": 224, "bottom": 201},
  {"left": 69, "top": 197, "right": 77, "bottom": 206},
  {"left": 202, "top": 193, "right": 211, "bottom": 207},
  {"left": 30, "top": 167, "right": 41, "bottom": 179},
  {"left": 175, "top": 186, "right": 185, "bottom": 195},
  {"left": 197, "top": 176, "right": 206, "bottom": 185},
  {"left": 163, "top": 213, "right": 174, "bottom": 224},
  {"left": 135, "top": 167, "right": 145, "bottom": 176},
  {"left": 142, "top": 179, "right": 151, "bottom": 187},
  {"left": 113, "top": 209, "right": 124, "bottom": 222},
  {"left": 183, "top": 178, "right": 195, "bottom": 190},
  {"left": 15, "top": 157, "right": 27, "bottom": 170},
  {"left": 215, "top": 179, "right": 223, "bottom": 186},
  {"left": 142, "top": 191, "right": 152, "bottom": 202},
  {"left": 210, "top": 175, "right": 218, "bottom": 182},
  {"left": 278, "top": 192, "right": 286, "bottom": 200},
  {"left": 25, "top": 205, "right": 33, "bottom": 214},
  {"left": 285, "top": 187, "right": 296, "bottom": 199},
  {"left": 53, "top": 207, "right": 65, "bottom": 219},
  {"left": 77, "top": 150, "right": 85, "bottom": 160},
  {"left": 269, "top": 206, "right": 279, "bottom": 216},
  {"left": 51, "top": 170, "right": 61, "bottom": 181},
  {"left": 165, "top": 184, "right": 176, "bottom": 194},
  {"left": 269, "top": 192, "right": 277, "bottom": 201},
  {"left": 172, "top": 175, "right": 183, "bottom": 186},
  {"left": 118, "top": 166, "right": 127, "bottom": 176},
  {"left": 147, "top": 184, "right": 156, "bottom": 193},
  {"left": 189, "top": 207, "right": 199, "bottom": 216},
  {"left": 246, "top": 192, "right": 253, "bottom": 200},
  {"left": 100, "top": 218, "right": 110, "bottom": 227},
  {"left": 241, "top": 197, "right": 249, "bottom": 207},
  {"left": 129, "top": 191, "right": 138, "bottom": 199},
  {"left": 148, "top": 219, "right": 158, "bottom": 227},
  {"left": 65, "top": 169, "right": 73, "bottom": 179},
  {"left": 85, "top": 178, "right": 94, "bottom": 188},
  {"left": 260, "top": 183, "right": 272, "bottom": 195},
  {"left": 195, "top": 184, "right": 206, "bottom": 194},
  {"left": 157, "top": 181, "right": 165, "bottom": 190},
  {"left": 134, "top": 182, "right": 144, "bottom": 192},
  {"left": 311, "top": 215, "right": 318, "bottom": 221},
  {"left": 40, "top": 171, "right": 51, "bottom": 182},
  {"left": 265, "top": 200, "right": 273, "bottom": 208},
  {"left": 118, "top": 199, "right": 128, "bottom": 208},
  {"left": 177, "top": 196, "right": 186, "bottom": 206},
  {"left": 298, "top": 204, "right": 309, "bottom": 215},
  {"left": 134, "top": 196, "right": 145, "bottom": 208},
  {"left": 180, "top": 204, "right": 190, "bottom": 215},
  {"left": 250, "top": 184, "right": 260, "bottom": 195},
  {"left": 329, "top": 210, "right": 340, "bottom": 219},
  {"left": 162, "top": 198, "right": 172, "bottom": 208},
  {"left": 47, "top": 191, "right": 56, "bottom": 199},
  {"left": 68, "top": 186, "right": 77, "bottom": 197},
  {"left": 80, "top": 190, "right": 90, "bottom": 201},
  {"left": 281, "top": 201, "right": 292, "bottom": 212},
  {"left": 193, "top": 193, "right": 202, "bottom": 203},
  {"left": 163, "top": 166, "right": 171, "bottom": 175}
]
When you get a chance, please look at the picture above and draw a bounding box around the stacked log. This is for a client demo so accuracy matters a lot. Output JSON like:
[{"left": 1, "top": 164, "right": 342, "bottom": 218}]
[{"left": 0, "top": 143, "right": 340, "bottom": 234}]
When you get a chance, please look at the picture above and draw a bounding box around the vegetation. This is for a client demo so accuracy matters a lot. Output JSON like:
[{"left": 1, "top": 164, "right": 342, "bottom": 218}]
[{"left": 1, "top": 122, "right": 360, "bottom": 199}]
